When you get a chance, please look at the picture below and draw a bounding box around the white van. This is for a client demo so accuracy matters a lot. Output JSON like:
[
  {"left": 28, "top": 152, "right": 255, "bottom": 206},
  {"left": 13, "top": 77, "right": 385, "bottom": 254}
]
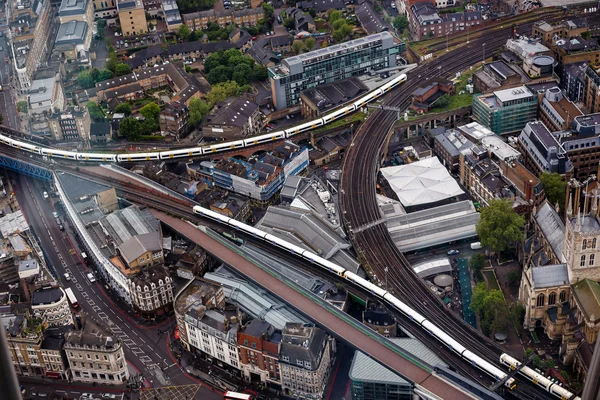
[
  {"left": 64, "top": 273, "right": 71, "bottom": 281},
  {"left": 470, "top": 242, "right": 482, "bottom": 250},
  {"left": 87, "top": 272, "right": 96, "bottom": 283}
]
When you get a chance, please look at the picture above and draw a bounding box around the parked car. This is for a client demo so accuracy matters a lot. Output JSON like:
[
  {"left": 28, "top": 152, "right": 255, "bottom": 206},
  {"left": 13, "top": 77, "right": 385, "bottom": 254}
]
[
  {"left": 52, "top": 211, "right": 58, "bottom": 218},
  {"left": 447, "top": 249, "right": 460, "bottom": 256},
  {"left": 43, "top": 191, "right": 48, "bottom": 199}
]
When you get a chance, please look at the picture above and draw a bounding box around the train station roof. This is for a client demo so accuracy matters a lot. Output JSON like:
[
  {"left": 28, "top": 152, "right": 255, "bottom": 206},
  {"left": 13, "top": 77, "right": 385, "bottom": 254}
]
[{"left": 380, "top": 158, "right": 464, "bottom": 207}]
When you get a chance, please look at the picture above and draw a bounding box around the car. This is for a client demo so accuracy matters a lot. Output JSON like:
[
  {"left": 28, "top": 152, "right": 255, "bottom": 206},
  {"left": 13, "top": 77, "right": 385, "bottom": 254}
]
[
  {"left": 43, "top": 191, "right": 48, "bottom": 199},
  {"left": 447, "top": 249, "right": 460, "bottom": 256},
  {"left": 64, "top": 273, "right": 71, "bottom": 281},
  {"left": 52, "top": 211, "right": 58, "bottom": 218},
  {"left": 277, "top": 16, "right": 282, "bottom": 23},
  {"left": 103, "top": 394, "right": 116, "bottom": 399},
  {"left": 285, "top": 115, "right": 290, "bottom": 120},
  {"left": 87, "top": 272, "right": 96, "bottom": 283},
  {"left": 59, "top": 224, "right": 64, "bottom": 231},
  {"left": 391, "top": 2, "right": 396, "bottom": 7}
]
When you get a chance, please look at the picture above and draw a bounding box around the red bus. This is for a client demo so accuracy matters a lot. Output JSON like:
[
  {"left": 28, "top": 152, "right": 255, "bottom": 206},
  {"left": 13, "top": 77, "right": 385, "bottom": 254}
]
[
  {"left": 65, "top": 288, "right": 80, "bottom": 310},
  {"left": 223, "top": 392, "right": 253, "bottom": 400}
]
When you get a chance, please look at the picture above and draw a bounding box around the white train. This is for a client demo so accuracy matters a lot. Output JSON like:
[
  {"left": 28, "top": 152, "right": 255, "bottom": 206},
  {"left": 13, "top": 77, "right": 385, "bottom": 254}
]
[
  {"left": 0, "top": 74, "right": 407, "bottom": 163},
  {"left": 193, "top": 205, "right": 582, "bottom": 400}
]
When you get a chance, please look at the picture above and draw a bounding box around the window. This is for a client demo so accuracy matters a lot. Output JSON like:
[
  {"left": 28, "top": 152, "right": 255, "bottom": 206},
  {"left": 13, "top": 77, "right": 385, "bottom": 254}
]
[
  {"left": 548, "top": 292, "right": 556, "bottom": 306},
  {"left": 583, "top": 239, "right": 587, "bottom": 250},
  {"left": 591, "top": 254, "right": 596, "bottom": 266},
  {"left": 536, "top": 293, "right": 545, "bottom": 307},
  {"left": 559, "top": 291, "right": 566, "bottom": 303},
  {"left": 282, "top": 355, "right": 289, "bottom": 362},
  {"left": 581, "top": 255, "right": 586, "bottom": 267}
]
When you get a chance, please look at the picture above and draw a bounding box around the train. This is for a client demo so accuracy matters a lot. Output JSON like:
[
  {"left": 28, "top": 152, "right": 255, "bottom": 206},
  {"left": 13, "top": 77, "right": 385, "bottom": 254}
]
[
  {"left": 0, "top": 74, "right": 408, "bottom": 163},
  {"left": 193, "top": 205, "right": 581, "bottom": 400}
]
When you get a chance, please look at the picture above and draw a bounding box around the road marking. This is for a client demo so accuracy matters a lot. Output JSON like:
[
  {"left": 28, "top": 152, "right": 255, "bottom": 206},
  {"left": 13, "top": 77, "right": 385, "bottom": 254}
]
[
  {"left": 139, "top": 337, "right": 146, "bottom": 344},
  {"left": 116, "top": 316, "right": 123, "bottom": 322},
  {"left": 92, "top": 305, "right": 101, "bottom": 311},
  {"left": 110, "top": 309, "right": 116, "bottom": 314}
]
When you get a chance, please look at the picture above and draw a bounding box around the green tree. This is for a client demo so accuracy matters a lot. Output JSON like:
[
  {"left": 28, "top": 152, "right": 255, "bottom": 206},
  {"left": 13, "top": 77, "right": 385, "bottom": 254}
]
[
  {"left": 470, "top": 282, "right": 488, "bottom": 314},
  {"left": 17, "top": 101, "right": 28, "bottom": 113},
  {"left": 433, "top": 94, "right": 450, "bottom": 109},
  {"left": 98, "top": 69, "right": 113, "bottom": 81},
  {"left": 232, "top": 64, "right": 253, "bottom": 86},
  {"left": 292, "top": 40, "right": 304, "bottom": 54},
  {"left": 252, "top": 65, "right": 268, "bottom": 81},
  {"left": 507, "top": 270, "right": 521, "bottom": 285},
  {"left": 329, "top": 9, "right": 342, "bottom": 23},
  {"left": 540, "top": 172, "right": 566, "bottom": 210},
  {"left": 304, "top": 37, "right": 316, "bottom": 51},
  {"left": 139, "top": 102, "right": 160, "bottom": 122},
  {"left": 105, "top": 51, "right": 119, "bottom": 73},
  {"left": 308, "top": 8, "right": 316, "bottom": 18},
  {"left": 189, "top": 97, "right": 210, "bottom": 127},
  {"left": 206, "top": 81, "right": 241, "bottom": 106},
  {"left": 284, "top": 18, "right": 295, "bottom": 30},
  {"left": 393, "top": 16, "right": 408, "bottom": 31},
  {"left": 176, "top": 0, "right": 216, "bottom": 13},
  {"left": 115, "top": 102, "right": 132, "bottom": 116},
  {"left": 115, "top": 63, "right": 132, "bottom": 76},
  {"left": 476, "top": 199, "right": 525, "bottom": 253},
  {"left": 77, "top": 71, "right": 95, "bottom": 89},
  {"left": 120, "top": 117, "right": 142, "bottom": 141},
  {"left": 332, "top": 19, "right": 347, "bottom": 31},
  {"left": 178, "top": 24, "right": 191, "bottom": 41},
  {"left": 207, "top": 65, "right": 233, "bottom": 84},
  {"left": 90, "top": 68, "right": 100, "bottom": 82},
  {"left": 87, "top": 101, "right": 104, "bottom": 121},
  {"left": 582, "top": 31, "right": 591, "bottom": 40},
  {"left": 509, "top": 302, "right": 525, "bottom": 327},
  {"left": 188, "top": 30, "right": 198, "bottom": 42},
  {"left": 332, "top": 28, "right": 347, "bottom": 42},
  {"left": 262, "top": 3, "right": 274, "bottom": 20},
  {"left": 140, "top": 118, "right": 157, "bottom": 135},
  {"left": 469, "top": 253, "right": 486, "bottom": 272}
]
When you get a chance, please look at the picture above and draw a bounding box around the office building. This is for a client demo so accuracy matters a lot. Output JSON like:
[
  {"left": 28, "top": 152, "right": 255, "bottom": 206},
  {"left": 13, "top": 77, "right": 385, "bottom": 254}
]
[
  {"left": 28, "top": 76, "right": 66, "bottom": 116},
  {"left": 532, "top": 19, "right": 589, "bottom": 47},
  {"left": 517, "top": 121, "right": 572, "bottom": 178},
  {"left": 583, "top": 66, "right": 600, "bottom": 114},
  {"left": 53, "top": 20, "right": 93, "bottom": 65},
  {"left": 10, "top": 0, "right": 53, "bottom": 91},
  {"left": 538, "top": 87, "right": 582, "bottom": 132},
  {"left": 48, "top": 107, "right": 92, "bottom": 141},
  {"left": 64, "top": 316, "right": 129, "bottom": 384},
  {"left": 561, "top": 62, "right": 588, "bottom": 103},
  {"left": 472, "top": 86, "right": 538, "bottom": 135},
  {"left": 117, "top": 0, "right": 147, "bottom": 36},
  {"left": 561, "top": 113, "right": 600, "bottom": 179},
  {"left": 237, "top": 319, "right": 281, "bottom": 386},
  {"left": 58, "top": 0, "right": 94, "bottom": 24},
  {"left": 31, "top": 286, "right": 74, "bottom": 327},
  {"left": 268, "top": 32, "right": 404, "bottom": 109},
  {"left": 279, "top": 323, "right": 332, "bottom": 400}
]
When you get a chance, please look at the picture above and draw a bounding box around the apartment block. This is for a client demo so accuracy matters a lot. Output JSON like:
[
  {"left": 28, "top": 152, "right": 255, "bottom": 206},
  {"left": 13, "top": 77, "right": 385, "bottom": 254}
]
[
  {"left": 117, "top": 0, "right": 147, "bottom": 36},
  {"left": 202, "top": 97, "right": 260, "bottom": 139},
  {"left": 182, "top": 8, "right": 264, "bottom": 31},
  {"left": 31, "top": 286, "right": 74, "bottom": 327},
  {"left": 48, "top": 107, "right": 92, "bottom": 141},
  {"left": 583, "top": 66, "right": 600, "bottom": 114},
  {"left": 159, "top": 102, "right": 189, "bottom": 136},
  {"left": 517, "top": 121, "right": 572, "bottom": 178},
  {"left": 472, "top": 86, "right": 538, "bottom": 135}
]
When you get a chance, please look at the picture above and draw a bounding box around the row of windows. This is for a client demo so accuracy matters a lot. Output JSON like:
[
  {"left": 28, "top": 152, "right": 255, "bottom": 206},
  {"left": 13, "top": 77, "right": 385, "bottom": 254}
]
[
  {"left": 536, "top": 291, "right": 566, "bottom": 307},
  {"left": 582, "top": 239, "right": 597, "bottom": 250},
  {"left": 580, "top": 254, "right": 595, "bottom": 266}
]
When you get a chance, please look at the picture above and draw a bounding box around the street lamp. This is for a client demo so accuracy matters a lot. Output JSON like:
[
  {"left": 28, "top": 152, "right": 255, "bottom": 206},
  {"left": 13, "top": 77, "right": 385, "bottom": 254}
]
[
  {"left": 446, "top": 32, "right": 449, "bottom": 52},
  {"left": 482, "top": 43, "right": 486, "bottom": 64}
]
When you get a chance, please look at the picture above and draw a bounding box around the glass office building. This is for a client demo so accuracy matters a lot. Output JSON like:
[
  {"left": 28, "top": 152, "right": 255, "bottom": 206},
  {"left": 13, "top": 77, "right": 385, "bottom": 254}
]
[
  {"left": 472, "top": 86, "right": 538, "bottom": 135},
  {"left": 268, "top": 32, "right": 405, "bottom": 109}
]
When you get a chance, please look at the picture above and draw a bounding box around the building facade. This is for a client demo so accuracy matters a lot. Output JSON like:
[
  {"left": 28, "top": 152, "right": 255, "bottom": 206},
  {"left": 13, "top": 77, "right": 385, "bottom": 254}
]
[
  {"left": 31, "top": 287, "right": 74, "bottom": 327},
  {"left": 202, "top": 98, "right": 261, "bottom": 139},
  {"left": 5, "top": 314, "right": 47, "bottom": 377},
  {"left": 538, "top": 87, "right": 582, "bottom": 132},
  {"left": 182, "top": 8, "right": 264, "bottom": 31},
  {"left": 159, "top": 102, "right": 189, "bottom": 136},
  {"left": 117, "top": 0, "right": 147, "bottom": 36},
  {"left": 279, "top": 323, "right": 332, "bottom": 400},
  {"left": 583, "top": 66, "right": 600, "bottom": 114},
  {"left": 561, "top": 113, "right": 600, "bottom": 180},
  {"left": 237, "top": 319, "right": 281, "bottom": 386},
  {"left": 268, "top": 32, "right": 404, "bottom": 109},
  {"left": 64, "top": 318, "right": 129, "bottom": 384},
  {"left": 128, "top": 265, "right": 173, "bottom": 318},
  {"left": 10, "top": 0, "right": 53, "bottom": 91},
  {"left": 472, "top": 86, "right": 538, "bottom": 135},
  {"left": 48, "top": 108, "right": 92, "bottom": 141},
  {"left": 517, "top": 121, "right": 572, "bottom": 177},
  {"left": 58, "top": 0, "right": 94, "bottom": 24}
]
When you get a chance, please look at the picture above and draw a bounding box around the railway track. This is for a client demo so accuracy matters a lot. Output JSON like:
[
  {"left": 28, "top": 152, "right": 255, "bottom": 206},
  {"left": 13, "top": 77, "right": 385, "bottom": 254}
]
[{"left": 339, "top": 9, "right": 598, "bottom": 398}]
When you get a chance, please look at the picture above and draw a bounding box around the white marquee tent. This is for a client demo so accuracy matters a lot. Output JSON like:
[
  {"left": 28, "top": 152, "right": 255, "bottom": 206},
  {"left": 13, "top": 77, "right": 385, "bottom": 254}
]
[{"left": 381, "top": 158, "right": 464, "bottom": 207}]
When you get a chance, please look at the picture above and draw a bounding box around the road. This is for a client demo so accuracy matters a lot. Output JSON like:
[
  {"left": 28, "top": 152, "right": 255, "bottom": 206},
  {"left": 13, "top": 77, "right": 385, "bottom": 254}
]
[
  {"left": 12, "top": 173, "right": 222, "bottom": 400},
  {"left": 0, "top": 32, "right": 18, "bottom": 130}
]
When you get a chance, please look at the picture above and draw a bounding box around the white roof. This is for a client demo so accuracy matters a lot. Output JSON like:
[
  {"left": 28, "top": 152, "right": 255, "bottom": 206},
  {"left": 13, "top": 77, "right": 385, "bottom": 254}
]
[
  {"left": 494, "top": 86, "right": 534, "bottom": 103},
  {"left": 380, "top": 158, "right": 464, "bottom": 207}
]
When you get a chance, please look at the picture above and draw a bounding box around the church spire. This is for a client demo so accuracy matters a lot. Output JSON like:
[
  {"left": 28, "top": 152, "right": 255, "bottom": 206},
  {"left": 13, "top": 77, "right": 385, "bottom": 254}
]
[
  {"left": 577, "top": 208, "right": 582, "bottom": 232},
  {"left": 592, "top": 193, "right": 598, "bottom": 218}
]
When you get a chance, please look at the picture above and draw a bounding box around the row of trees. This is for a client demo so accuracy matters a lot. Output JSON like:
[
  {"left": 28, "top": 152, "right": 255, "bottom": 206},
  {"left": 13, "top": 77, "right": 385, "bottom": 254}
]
[
  {"left": 117, "top": 102, "right": 161, "bottom": 141},
  {"left": 204, "top": 48, "right": 268, "bottom": 85},
  {"left": 77, "top": 43, "right": 132, "bottom": 89}
]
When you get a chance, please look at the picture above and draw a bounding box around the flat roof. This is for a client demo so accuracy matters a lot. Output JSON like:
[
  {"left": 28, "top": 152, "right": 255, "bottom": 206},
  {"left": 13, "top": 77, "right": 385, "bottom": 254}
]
[{"left": 494, "top": 86, "right": 534, "bottom": 103}]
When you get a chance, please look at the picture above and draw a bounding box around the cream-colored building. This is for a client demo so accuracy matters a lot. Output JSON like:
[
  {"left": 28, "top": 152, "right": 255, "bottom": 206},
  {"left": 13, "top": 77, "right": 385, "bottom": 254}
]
[
  {"left": 64, "top": 317, "right": 129, "bottom": 384},
  {"left": 58, "top": 0, "right": 94, "bottom": 24},
  {"left": 93, "top": 0, "right": 115, "bottom": 11},
  {"left": 31, "top": 287, "right": 74, "bottom": 327},
  {"left": 117, "top": 0, "right": 148, "bottom": 37},
  {"left": 5, "top": 314, "right": 47, "bottom": 377},
  {"left": 563, "top": 197, "right": 600, "bottom": 283}
]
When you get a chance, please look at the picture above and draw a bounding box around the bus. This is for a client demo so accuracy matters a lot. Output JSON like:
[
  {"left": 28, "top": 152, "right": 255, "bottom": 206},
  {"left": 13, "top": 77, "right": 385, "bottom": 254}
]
[
  {"left": 64, "top": 287, "right": 80, "bottom": 310},
  {"left": 223, "top": 392, "right": 253, "bottom": 400}
]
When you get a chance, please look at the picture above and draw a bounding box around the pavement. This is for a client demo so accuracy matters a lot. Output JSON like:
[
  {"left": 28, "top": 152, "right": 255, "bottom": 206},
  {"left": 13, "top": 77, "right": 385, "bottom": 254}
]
[
  {"left": 12, "top": 174, "right": 222, "bottom": 400},
  {"left": 0, "top": 32, "right": 18, "bottom": 129},
  {"left": 93, "top": 38, "right": 108, "bottom": 70}
]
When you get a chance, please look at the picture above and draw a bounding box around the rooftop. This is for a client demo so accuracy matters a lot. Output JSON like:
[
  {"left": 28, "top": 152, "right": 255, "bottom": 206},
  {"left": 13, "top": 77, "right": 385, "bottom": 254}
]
[
  {"left": 32, "top": 287, "right": 64, "bottom": 306},
  {"left": 356, "top": 1, "right": 386, "bottom": 34},
  {"left": 58, "top": 0, "right": 89, "bottom": 16},
  {"left": 205, "top": 97, "right": 258, "bottom": 128},
  {"left": 531, "top": 264, "right": 569, "bottom": 288},
  {"left": 117, "top": 231, "right": 162, "bottom": 265},
  {"left": 280, "top": 323, "right": 327, "bottom": 369},
  {"left": 572, "top": 279, "right": 600, "bottom": 322},
  {"left": 494, "top": 86, "right": 535, "bottom": 104},
  {"left": 536, "top": 202, "right": 565, "bottom": 260},
  {"left": 301, "top": 78, "right": 368, "bottom": 112},
  {"left": 55, "top": 20, "right": 88, "bottom": 44}
]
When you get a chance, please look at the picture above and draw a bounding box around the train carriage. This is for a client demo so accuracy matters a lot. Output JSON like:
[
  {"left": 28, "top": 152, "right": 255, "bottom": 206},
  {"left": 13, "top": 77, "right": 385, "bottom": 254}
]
[
  {"left": 202, "top": 140, "right": 244, "bottom": 153},
  {"left": 42, "top": 148, "right": 77, "bottom": 160},
  {"left": 322, "top": 105, "right": 356, "bottom": 124},
  {"left": 284, "top": 118, "right": 324, "bottom": 137},
  {"left": 243, "top": 131, "right": 285, "bottom": 147},
  {"left": 117, "top": 152, "right": 160, "bottom": 162},
  {"left": 159, "top": 147, "right": 203, "bottom": 159},
  {"left": 76, "top": 153, "right": 118, "bottom": 162}
]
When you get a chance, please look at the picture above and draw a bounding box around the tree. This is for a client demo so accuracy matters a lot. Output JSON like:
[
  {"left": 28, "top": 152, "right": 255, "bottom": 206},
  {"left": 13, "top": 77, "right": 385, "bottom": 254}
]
[
  {"left": 507, "top": 270, "right": 521, "bottom": 285},
  {"left": 262, "top": 3, "right": 274, "bottom": 20},
  {"left": 582, "top": 31, "right": 591, "bottom": 40},
  {"left": 206, "top": 81, "right": 241, "bottom": 106},
  {"left": 329, "top": 9, "right": 342, "bottom": 23},
  {"left": 308, "top": 8, "right": 316, "bottom": 18},
  {"left": 105, "top": 51, "right": 119, "bottom": 73},
  {"left": 433, "top": 94, "right": 450, "bottom": 109},
  {"left": 189, "top": 98, "right": 210, "bottom": 127},
  {"left": 304, "top": 37, "right": 316, "bottom": 51},
  {"left": 232, "top": 64, "right": 253, "bottom": 86},
  {"left": 284, "top": 17, "right": 295, "bottom": 30},
  {"left": 87, "top": 101, "right": 104, "bottom": 121},
  {"left": 115, "top": 63, "right": 132, "bottom": 76},
  {"left": 470, "top": 282, "right": 488, "bottom": 314},
  {"left": 469, "top": 253, "right": 486, "bottom": 272},
  {"left": 17, "top": 101, "right": 28, "bottom": 113},
  {"left": 140, "top": 118, "right": 157, "bottom": 135},
  {"left": 176, "top": 0, "right": 216, "bottom": 13},
  {"left": 332, "top": 19, "right": 347, "bottom": 31},
  {"left": 207, "top": 65, "right": 233, "bottom": 84},
  {"left": 119, "top": 117, "right": 142, "bottom": 141},
  {"left": 188, "top": 30, "right": 198, "bottom": 42},
  {"left": 77, "top": 71, "right": 95, "bottom": 89},
  {"left": 252, "top": 65, "right": 268, "bottom": 81},
  {"left": 115, "top": 102, "right": 132, "bottom": 116},
  {"left": 0, "top": 113, "right": 4, "bottom": 125},
  {"left": 509, "top": 302, "right": 525, "bottom": 327},
  {"left": 139, "top": 102, "right": 160, "bottom": 122},
  {"left": 90, "top": 68, "right": 100, "bottom": 83},
  {"left": 98, "top": 69, "right": 113, "bottom": 81},
  {"left": 292, "top": 40, "right": 304, "bottom": 55},
  {"left": 476, "top": 199, "right": 525, "bottom": 253},
  {"left": 540, "top": 172, "right": 566, "bottom": 210},
  {"left": 178, "top": 24, "right": 191, "bottom": 41},
  {"left": 393, "top": 16, "right": 408, "bottom": 31}
]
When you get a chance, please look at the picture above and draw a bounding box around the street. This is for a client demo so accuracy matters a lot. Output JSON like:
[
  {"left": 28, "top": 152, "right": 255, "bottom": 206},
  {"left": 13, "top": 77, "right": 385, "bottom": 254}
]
[{"left": 13, "top": 174, "right": 222, "bottom": 400}]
